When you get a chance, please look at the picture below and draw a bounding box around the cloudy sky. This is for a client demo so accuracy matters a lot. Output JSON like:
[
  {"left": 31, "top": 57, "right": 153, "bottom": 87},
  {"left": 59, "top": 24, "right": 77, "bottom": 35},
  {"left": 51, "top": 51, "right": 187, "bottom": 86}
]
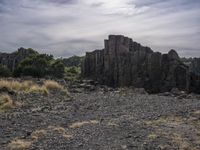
[{"left": 0, "top": 0, "right": 199, "bottom": 57}]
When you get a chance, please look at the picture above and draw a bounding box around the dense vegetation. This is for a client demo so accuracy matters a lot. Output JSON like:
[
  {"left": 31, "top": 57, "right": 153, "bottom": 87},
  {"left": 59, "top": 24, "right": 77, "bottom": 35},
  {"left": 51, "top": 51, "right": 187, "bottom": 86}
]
[
  {"left": 0, "top": 48, "right": 83, "bottom": 80},
  {"left": 14, "top": 53, "right": 65, "bottom": 78},
  {"left": 59, "top": 56, "right": 84, "bottom": 81},
  {"left": 0, "top": 65, "right": 11, "bottom": 77},
  {"left": 60, "top": 55, "right": 84, "bottom": 67}
]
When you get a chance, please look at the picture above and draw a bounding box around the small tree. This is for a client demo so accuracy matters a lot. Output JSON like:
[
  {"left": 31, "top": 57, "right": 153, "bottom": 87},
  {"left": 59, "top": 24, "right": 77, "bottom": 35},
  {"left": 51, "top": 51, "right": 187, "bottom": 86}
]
[{"left": 50, "top": 60, "right": 65, "bottom": 78}]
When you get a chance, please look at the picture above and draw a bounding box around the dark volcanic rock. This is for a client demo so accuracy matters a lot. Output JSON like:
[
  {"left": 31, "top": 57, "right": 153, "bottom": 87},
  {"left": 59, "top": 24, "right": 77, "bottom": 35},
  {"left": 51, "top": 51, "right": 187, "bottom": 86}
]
[{"left": 82, "top": 35, "right": 196, "bottom": 93}]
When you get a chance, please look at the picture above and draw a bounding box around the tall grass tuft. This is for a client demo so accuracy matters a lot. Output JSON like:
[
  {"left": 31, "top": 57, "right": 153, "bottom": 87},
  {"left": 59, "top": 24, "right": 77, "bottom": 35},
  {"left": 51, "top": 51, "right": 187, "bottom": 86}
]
[
  {"left": 0, "top": 79, "right": 69, "bottom": 96},
  {"left": 43, "top": 80, "right": 64, "bottom": 90},
  {"left": 0, "top": 94, "right": 14, "bottom": 110}
]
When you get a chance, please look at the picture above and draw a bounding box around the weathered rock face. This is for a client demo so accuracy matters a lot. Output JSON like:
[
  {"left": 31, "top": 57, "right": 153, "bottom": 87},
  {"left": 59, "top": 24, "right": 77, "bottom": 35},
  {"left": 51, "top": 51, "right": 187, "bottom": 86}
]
[
  {"left": 0, "top": 48, "right": 36, "bottom": 71},
  {"left": 82, "top": 35, "right": 198, "bottom": 93},
  {"left": 188, "top": 58, "right": 200, "bottom": 93}
]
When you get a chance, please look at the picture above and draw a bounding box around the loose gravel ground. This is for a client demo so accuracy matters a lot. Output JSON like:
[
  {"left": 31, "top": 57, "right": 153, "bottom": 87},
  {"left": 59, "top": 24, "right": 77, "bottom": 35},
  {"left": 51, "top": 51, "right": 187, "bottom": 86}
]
[{"left": 0, "top": 88, "right": 200, "bottom": 150}]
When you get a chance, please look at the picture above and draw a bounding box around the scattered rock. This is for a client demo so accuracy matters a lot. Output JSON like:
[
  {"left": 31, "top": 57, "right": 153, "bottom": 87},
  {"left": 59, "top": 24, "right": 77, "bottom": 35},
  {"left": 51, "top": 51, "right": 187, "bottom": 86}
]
[{"left": 134, "top": 88, "right": 148, "bottom": 95}]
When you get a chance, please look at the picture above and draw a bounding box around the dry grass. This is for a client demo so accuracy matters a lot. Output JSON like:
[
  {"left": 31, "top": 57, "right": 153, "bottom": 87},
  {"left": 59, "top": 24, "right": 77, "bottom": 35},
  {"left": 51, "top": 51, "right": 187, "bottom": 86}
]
[
  {"left": 29, "top": 85, "right": 49, "bottom": 95},
  {"left": 107, "top": 122, "right": 119, "bottom": 127},
  {"left": 8, "top": 139, "right": 32, "bottom": 150},
  {"left": 43, "top": 80, "right": 69, "bottom": 96},
  {"left": 43, "top": 80, "right": 63, "bottom": 90},
  {"left": 62, "top": 133, "right": 73, "bottom": 138},
  {"left": 53, "top": 127, "right": 66, "bottom": 133},
  {"left": 31, "top": 129, "right": 47, "bottom": 140},
  {"left": 52, "top": 127, "right": 73, "bottom": 138},
  {"left": 145, "top": 116, "right": 184, "bottom": 127},
  {"left": 0, "top": 94, "right": 14, "bottom": 109},
  {"left": 158, "top": 144, "right": 170, "bottom": 150},
  {"left": 0, "top": 80, "right": 34, "bottom": 91},
  {"left": 48, "top": 126, "right": 73, "bottom": 139},
  {"left": 69, "top": 120, "right": 99, "bottom": 128},
  {"left": 170, "top": 133, "right": 192, "bottom": 150},
  {"left": 0, "top": 80, "right": 41, "bottom": 93},
  {"left": 0, "top": 79, "right": 69, "bottom": 96},
  {"left": 147, "top": 133, "right": 157, "bottom": 140},
  {"left": 145, "top": 114, "right": 200, "bottom": 150},
  {"left": 192, "top": 110, "right": 200, "bottom": 116},
  {"left": 0, "top": 80, "right": 20, "bottom": 91}
]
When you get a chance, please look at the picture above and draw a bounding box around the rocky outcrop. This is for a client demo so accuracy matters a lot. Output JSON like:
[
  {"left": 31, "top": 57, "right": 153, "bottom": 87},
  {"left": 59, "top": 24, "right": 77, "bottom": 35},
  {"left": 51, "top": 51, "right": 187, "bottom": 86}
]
[
  {"left": 82, "top": 35, "right": 198, "bottom": 93},
  {"left": 0, "top": 48, "right": 37, "bottom": 71}
]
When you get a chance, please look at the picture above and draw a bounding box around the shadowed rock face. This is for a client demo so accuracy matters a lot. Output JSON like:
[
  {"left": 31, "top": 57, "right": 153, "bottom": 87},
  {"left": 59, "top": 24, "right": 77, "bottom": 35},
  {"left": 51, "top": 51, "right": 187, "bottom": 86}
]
[
  {"left": 0, "top": 48, "right": 36, "bottom": 71},
  {"left": 82, "top": 35, "right": 200, "bottom": 93}
]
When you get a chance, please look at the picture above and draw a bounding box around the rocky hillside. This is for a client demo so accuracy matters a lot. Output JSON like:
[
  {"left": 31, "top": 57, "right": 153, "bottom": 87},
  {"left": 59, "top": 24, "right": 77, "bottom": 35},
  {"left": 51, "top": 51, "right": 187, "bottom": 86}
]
[{"left": 82, "top": 35, "right": 200, "bottom": 93}]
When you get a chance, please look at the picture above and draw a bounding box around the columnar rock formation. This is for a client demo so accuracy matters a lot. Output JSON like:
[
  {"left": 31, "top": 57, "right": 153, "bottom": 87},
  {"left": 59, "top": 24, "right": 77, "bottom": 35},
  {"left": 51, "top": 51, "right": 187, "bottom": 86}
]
[
  {"left": 82, "top": 35, "right": 200, "bottom": 93},
  {"left": 0, "top": 47, "right": 37, "bottom": 71}
]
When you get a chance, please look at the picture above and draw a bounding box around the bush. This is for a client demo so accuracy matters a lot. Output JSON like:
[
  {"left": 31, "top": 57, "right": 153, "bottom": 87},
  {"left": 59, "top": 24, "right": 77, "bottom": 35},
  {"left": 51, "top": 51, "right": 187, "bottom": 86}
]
[
  {"left": 14, "top": 53, "right": 66, "bottom": 78},
  {"left": 68, "top": 67, "right": 78, "bottom": 74},
  {"left": 14, "top": 54, "right": 51, "bottom": 78},
  {"left": 64, "top": 66, "right": 81, "bottom": 81},
  {"left": 50, "top": 60, "right": 65, "bottom": 78},
  {"left": 61, "top": 56, "right": 84, "bottom": 67},
  {"left": 0, "top": 65, "right": 11, "bottom": 77}
]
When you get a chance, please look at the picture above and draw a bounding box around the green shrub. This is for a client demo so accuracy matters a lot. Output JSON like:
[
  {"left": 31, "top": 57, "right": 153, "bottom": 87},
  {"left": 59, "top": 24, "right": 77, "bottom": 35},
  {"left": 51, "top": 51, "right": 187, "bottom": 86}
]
[
  {"left": 50, "top": 60, "right": 65, "bottom": 78},
  {"left": 0, "top": 65, "right": 11, "bottom": 77},
  {"left": 14, "top": 53, "right": 66, "bottom": 78},
  {"left": 14, "top": 54, "right": 51, "bottom": 78},
  {"left": 60, "top": 56, "right": 84, "bottom": 67},
  {"left": 68, "top": 67, "right": 78, "bottom": 74}
]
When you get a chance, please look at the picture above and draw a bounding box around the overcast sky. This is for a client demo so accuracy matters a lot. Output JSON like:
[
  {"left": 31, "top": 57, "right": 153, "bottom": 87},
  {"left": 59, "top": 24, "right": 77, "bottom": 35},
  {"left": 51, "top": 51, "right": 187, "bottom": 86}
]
[{"left": 0, "top": 0, "right": 199, "bottom": 57}]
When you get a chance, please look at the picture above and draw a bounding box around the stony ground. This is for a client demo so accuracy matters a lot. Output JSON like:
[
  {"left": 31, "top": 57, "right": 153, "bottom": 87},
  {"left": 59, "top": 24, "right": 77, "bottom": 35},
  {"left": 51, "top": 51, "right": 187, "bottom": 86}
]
[{"left": 0, "top": 87, "right": 200, "bottom": 150}]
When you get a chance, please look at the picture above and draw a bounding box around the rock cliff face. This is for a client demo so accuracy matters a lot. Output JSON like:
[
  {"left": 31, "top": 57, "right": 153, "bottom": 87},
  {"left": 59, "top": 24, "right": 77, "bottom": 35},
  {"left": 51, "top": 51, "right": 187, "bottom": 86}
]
[
  {"left": 82, "top": 35, "right": 200, "bottom": 93},
  {"left": 0, "top": 48, "right": 37, "bottom": 71}
]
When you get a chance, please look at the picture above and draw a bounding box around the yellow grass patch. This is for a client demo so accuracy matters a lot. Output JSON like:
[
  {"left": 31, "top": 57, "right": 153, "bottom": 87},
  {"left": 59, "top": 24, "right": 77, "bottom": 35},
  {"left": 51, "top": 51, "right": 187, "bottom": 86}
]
[
  {"left": 146, "top": 114, "right": 200, "bottom": 150},
  {"left": 107, "top": 122, "right": 119, "bottom": 127},
  {"left": 29, "top": 85, "right": 49, "bottom": 95},
  {"left": 0, "top": 79, "right": 69, "bottom": 96},
  {"left": 62, "top": 133, "right": 73, "bottom": 138},
  {"left": 0, "top": 80, "right": 43, "bottom": 93},
  {"left": 43, "top": 80, "right": 63, "bottom": 90},
  {"left": 69, "top": 120, "right": 99, "bottom": 128},
  {"left": 47, "top": 126, "right": 73, "bottom": 139},
  {"left": 0, "top": 94, "right": 21, "bottom": 112},
  {"left": 147, "top": 133, "right": 157, "bottom": 140},
  {"left": 53, "top": 127, "right": 66, "bottom": 133},
  {"left": 8, "top": 139, "right": 31, "bottom": 150},
  {"left": 0, "top": 80, "right": 20, "bottom": 91},
  {"left": 31, "top": 129, "right": 47, "bottom": 140}
]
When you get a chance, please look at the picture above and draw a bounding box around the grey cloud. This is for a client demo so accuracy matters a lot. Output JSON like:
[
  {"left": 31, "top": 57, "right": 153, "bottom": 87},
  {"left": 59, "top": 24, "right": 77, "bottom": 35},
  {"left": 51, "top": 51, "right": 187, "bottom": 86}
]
[
  {"left": 45, "top": 0, "right": 77, "bottom": 4},
  {"left": 0, "top": 0, "right": 199, "bottom": 58}
]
